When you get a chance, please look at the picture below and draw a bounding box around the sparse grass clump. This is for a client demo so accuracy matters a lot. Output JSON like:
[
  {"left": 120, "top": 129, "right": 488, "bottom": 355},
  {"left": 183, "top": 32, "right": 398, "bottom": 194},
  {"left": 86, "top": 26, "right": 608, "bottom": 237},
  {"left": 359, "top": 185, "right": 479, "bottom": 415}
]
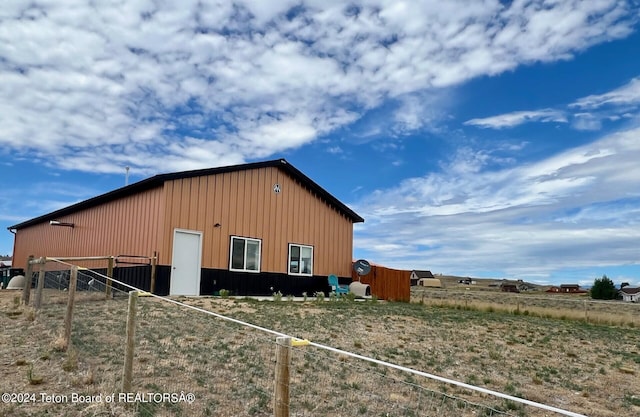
[
  {"left": 62, "top": 347, "right": 78, "bottom": 371},
  {"left": 27, "top": 364, "right": 44, "bottom": 385}
]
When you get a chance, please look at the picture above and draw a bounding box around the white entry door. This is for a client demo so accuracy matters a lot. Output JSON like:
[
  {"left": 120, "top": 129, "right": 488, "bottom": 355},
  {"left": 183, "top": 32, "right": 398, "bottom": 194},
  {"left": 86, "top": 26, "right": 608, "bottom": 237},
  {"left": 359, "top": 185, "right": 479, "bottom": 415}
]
[{"left": 170, "top": 229, "right": 202, "bottom": 296}]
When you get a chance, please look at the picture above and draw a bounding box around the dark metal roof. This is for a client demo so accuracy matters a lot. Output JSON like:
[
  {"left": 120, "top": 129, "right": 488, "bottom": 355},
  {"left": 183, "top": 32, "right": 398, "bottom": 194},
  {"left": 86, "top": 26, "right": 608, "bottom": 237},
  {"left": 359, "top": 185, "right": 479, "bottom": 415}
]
[
  {"left": 411, "top": 270, "right": 434, "bottom": 279},
  {"left": 9, "top": 158, "right": 364, "bottom": 230}
]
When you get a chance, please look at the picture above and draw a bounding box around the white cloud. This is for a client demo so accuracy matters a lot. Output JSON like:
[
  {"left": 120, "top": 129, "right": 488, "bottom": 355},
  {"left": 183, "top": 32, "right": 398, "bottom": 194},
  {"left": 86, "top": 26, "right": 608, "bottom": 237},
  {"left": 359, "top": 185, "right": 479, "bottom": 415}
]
[
  {"left": 464, "top": 109, "right": 568, "bottom": 129},
  {"left": 572, "top": 113, "right": 603, "bottom": 131},
  {"left": 0, "top": 0, "right": 636, "bottom": 174},
  {"left": 570, "top": 77, "right": 640, "bottom": 109},
  {"left": 466, "top": 76, "right": 640, "bottom": 131},
  {"left": 353, "top": 127, "right": 640, "bottom": 280}
]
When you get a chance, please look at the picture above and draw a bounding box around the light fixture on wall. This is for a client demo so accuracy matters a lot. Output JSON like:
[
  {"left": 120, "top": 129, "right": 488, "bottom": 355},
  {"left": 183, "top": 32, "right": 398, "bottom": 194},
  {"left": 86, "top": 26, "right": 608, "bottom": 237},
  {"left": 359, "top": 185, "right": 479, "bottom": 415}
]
[
  {"left": 50, "top": 220, "right": 75, "bottom": 228},
  {"left": 214, "top": 223, "right": 222, "bottom": 228}
]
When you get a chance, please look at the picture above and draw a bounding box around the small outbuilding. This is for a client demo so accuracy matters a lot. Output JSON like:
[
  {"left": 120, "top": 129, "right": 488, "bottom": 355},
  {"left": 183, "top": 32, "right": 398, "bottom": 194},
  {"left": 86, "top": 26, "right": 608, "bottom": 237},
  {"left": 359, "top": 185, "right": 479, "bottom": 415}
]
[
  {"left": 410, "top": 270, "right": 434, "bottom": 286},
  {"left": 418, "top": 278, "right": 442, "bottom": 288}
]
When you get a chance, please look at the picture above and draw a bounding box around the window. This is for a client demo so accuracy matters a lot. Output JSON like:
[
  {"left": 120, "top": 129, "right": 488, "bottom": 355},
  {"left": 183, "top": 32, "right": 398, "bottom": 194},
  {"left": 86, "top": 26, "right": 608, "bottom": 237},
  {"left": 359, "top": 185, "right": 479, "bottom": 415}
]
[
  {"left": 288, "top": 244, "right": 313, "bottom": 276},
  {"left": 230, "top": 236, "right": 261, "bottom": 272}
]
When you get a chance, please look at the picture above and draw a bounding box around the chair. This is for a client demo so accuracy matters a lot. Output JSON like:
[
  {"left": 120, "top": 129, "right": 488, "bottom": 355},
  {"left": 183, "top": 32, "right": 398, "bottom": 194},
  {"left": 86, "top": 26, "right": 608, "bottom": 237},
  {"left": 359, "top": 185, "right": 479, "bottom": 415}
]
[{"left": 328, "top": 274, "right": 349, "bottom": 295}]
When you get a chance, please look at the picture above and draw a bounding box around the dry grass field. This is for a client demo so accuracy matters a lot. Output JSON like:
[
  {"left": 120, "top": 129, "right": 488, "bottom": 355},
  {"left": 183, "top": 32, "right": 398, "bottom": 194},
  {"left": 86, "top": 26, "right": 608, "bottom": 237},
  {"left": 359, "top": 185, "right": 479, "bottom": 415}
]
[
  {"left": 411, "top": 286, "right": 640, "bottom": 327},
  {"left": 1, "top": 287, "right": 640, "bottom": 417}
]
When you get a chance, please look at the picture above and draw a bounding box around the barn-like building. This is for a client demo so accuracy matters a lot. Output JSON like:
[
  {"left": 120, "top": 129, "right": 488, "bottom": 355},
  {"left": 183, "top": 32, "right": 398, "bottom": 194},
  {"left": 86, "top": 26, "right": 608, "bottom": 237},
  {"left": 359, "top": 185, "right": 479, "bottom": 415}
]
[{"left": 8, "top": 159, "right": 364, "bottom": 296}]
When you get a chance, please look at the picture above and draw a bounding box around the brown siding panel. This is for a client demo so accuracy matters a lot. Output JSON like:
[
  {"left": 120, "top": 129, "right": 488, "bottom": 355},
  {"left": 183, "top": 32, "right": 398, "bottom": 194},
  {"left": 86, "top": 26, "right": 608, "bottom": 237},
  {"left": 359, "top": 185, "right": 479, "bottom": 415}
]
[
  {"left": 13, "top": 187, "right": 164, "bottom": 270},
  {"left": 157, "top": 167, "right": 354, "bottom": 277}
]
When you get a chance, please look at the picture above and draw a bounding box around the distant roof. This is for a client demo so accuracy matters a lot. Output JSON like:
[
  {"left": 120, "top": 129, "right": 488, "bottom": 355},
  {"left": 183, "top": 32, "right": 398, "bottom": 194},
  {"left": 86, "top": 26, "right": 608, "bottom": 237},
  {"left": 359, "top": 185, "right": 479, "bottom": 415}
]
[
  {"left": 9, "top": 159, "right": 364, "bottom": 230},
  {"left": 412, "top": 270, "right": 434, "bottom": 278},
  {"left": 620, "top": 287, "right": 640, "bottom": 295},
  {"left": 0, "top": 260, "right": 11, "bottom": 268}
]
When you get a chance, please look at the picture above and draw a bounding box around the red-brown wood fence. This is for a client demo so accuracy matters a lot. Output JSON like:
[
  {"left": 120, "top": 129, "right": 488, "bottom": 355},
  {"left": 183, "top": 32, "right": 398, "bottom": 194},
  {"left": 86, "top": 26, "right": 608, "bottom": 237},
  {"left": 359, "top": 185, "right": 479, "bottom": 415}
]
[{"left": 351, "top": 264, "right": 410, "bottom": 302}]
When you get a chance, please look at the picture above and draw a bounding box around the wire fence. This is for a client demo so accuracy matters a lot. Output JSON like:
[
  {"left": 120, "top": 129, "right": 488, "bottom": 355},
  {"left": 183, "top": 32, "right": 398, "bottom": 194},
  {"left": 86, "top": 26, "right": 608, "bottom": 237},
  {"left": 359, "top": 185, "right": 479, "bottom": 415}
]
[
  {"left": 132, "top": 295, "right": 275, "bottom": 417},
  {"left": 6, "top": 257, "right": 591, "bottom": 417}
]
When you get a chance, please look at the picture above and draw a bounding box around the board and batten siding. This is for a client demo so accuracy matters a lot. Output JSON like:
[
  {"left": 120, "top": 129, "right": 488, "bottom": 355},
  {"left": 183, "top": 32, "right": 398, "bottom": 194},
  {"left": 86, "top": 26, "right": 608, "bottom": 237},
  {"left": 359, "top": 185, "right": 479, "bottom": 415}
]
[
  {"left": 159, "top": 166, "right": 354, "bottom": 277},
  {"left": 12, "top": 187, "right": 164, "bottom": 268}
]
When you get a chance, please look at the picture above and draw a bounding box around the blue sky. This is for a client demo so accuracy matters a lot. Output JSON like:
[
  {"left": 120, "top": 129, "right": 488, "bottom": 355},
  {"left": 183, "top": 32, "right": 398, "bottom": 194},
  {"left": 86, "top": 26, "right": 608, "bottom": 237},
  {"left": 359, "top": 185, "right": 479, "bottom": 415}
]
[{"left": 1, "top": 0, "right": 640, "bottom": 287}]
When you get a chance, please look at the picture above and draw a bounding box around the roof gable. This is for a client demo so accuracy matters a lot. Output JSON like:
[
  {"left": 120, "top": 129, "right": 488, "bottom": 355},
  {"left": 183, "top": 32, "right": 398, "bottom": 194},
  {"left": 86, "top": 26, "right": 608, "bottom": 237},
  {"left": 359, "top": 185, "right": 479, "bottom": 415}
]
[
  {"left": 411, "top": 270, "right": 434, "bottom": 279},
  {"left": 9, "top": 159, "right": 364, "bottom": 230}
]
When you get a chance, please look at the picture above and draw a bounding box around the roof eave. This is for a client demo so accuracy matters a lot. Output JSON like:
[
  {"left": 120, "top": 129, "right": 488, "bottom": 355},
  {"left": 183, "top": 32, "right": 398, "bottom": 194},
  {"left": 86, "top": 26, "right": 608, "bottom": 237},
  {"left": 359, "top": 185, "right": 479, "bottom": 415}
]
[{"left": 8, "top": 158, "right": 364, "bottom": 230}]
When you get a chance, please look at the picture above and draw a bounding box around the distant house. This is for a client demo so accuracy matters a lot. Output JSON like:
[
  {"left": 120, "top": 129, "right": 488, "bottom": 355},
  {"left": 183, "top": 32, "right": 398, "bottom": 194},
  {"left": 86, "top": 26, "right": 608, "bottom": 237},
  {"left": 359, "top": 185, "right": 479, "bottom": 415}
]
[
  {"left": 501, "top": 283, "right": 520, "bottom": 293},
  {"left": 410, "top": 270, "right": 434, "bottom": 286},
  {"left": 620, "top": 287, "right": 640, "bottom": 302},
  {"left": 560, "top": 284, "right": 587, "bottom": 294},
  {"left": 546, "top": 284, "right": 587, "bottom": 294}
]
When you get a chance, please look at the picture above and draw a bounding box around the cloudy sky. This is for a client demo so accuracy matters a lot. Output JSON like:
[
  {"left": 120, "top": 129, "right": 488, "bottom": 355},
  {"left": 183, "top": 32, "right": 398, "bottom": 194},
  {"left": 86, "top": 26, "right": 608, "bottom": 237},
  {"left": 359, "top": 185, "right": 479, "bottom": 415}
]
[{"left": 1, "top": 0, "right": 640, "bottom": 286}]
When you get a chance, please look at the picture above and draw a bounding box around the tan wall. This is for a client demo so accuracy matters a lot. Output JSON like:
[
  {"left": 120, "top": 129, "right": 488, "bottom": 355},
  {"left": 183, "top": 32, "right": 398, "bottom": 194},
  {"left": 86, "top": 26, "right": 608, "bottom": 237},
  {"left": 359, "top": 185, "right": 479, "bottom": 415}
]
[
  {"left": 159, "top": 166, "right": 354, "bottom": 276},
  {"left": 12, "top": 187, "right": 164, "bottom": 269}
]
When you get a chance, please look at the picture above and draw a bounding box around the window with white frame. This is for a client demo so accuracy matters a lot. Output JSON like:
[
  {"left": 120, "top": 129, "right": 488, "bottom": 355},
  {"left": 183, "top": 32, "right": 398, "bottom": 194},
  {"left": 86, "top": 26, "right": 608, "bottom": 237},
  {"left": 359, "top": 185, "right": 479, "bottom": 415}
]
[
  {"left": 288, "top": 244, "right": 313, "bottom": 276},
  {"left": 230, "top": 236, "right": 261, "bottom": 272}
]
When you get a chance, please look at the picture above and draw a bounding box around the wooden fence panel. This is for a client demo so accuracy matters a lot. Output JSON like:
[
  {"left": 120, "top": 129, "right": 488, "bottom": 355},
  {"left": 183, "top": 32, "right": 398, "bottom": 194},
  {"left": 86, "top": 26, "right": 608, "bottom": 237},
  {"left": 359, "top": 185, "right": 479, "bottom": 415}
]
[{"left": 352, "top": 264, "right": 410, "bottom": 302}]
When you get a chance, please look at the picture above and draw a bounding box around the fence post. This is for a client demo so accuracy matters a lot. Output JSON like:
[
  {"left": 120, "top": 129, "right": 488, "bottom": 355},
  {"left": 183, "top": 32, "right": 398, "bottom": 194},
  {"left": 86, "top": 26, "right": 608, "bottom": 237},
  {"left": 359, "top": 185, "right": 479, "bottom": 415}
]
[
  {"left": 35, "top": 258, "right": 46, "bottom": 310},
  {"left": 584, "top": 300, "right": 588, "bottom": 323},
  {"left": 22, "top": 255, "right": 35, "bottom": 306},
  {"left": 150, "top": 251, "right": 157, "bottom": 294},
  {"left": 106, "top": 256, "right": 114, "bottom": 299},
  {"left": 122, "top": 291, "right": 138, "bottom": 393},
  {"left": 274, "top": 336, "right": 292, "bottom": 417},
  {"left": 63, "top": 266, "right": 78, "bottom": 351}
]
